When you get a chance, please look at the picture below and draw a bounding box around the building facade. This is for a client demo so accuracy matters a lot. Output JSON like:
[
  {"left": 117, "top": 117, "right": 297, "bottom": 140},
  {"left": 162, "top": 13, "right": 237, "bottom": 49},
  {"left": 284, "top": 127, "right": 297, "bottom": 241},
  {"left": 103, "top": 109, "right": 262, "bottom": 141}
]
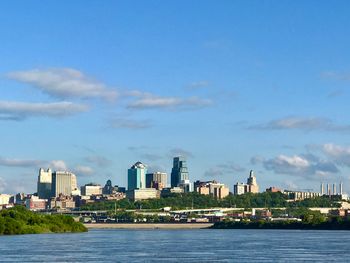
[
  {"left": 81, "top": 183, "right": 102, "bottom": 196},
  {"left": 195, "top": 180, "right": 229, "bottom": 199},
  {"left": 51, "top": 171, "right": 78, "bottom": 197},
  {"left": 128, "top": 162, "right": 147, "bottom": 190},
  {"left": 37, "top": 168, "right": 52, "bottom": 199},
  {"left": 146, "top": 172, "right": 167, "bottom": 189},
  {"left": 171, "top": 156, "right": 189, "bottom": 188},
  {"left": 233, "top": 170, "right": 259, "bottom": 195}
]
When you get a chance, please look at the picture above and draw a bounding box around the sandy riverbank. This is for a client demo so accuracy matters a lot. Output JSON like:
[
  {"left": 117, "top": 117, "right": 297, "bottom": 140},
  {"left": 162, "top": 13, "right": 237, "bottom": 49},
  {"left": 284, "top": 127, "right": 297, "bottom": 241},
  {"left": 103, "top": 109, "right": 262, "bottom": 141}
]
[{"left": 84, "top": 223, "right": 213, "bottom": 229}]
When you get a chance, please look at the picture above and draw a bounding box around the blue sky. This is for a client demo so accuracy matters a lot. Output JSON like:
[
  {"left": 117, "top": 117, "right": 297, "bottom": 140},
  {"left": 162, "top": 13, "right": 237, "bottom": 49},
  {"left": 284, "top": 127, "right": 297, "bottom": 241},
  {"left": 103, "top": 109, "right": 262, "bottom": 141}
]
[{"left": 1, "top": 1, "right": 350, "bottom": 194}]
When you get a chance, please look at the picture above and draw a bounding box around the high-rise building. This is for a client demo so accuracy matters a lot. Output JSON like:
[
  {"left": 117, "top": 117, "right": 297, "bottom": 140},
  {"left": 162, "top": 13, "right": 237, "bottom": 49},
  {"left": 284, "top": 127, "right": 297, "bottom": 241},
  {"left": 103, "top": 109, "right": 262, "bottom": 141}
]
[
  {"left": 128, "top": 162, "right": 147, "bottom": 190},
  {"left": 103, "top": 180, "right": 114, "bottom": 195},
  {"left": 146, "top": 172, "right": 167, "bottom": 189},
  {"left": 247, "top": 170, "right": 259, "bottom": 193},
  {"left": 171, "top": 156, "right": 189, "bottom": 188},
  {"left": 37, "top": 168, "right": 52, "bottom": 199},
  {"left": 233, "top": 170, "right": 259, "bottom": 195},
  {"left": 51, "top": 171, "right": 77, "bottom": 197}
]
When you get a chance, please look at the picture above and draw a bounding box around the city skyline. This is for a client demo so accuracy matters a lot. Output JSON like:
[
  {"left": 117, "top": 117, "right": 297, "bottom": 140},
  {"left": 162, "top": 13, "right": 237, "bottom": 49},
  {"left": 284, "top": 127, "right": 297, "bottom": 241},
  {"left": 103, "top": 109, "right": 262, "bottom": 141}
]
[{"left": 1, "top": 1, "right": 350, "bottom": 194}]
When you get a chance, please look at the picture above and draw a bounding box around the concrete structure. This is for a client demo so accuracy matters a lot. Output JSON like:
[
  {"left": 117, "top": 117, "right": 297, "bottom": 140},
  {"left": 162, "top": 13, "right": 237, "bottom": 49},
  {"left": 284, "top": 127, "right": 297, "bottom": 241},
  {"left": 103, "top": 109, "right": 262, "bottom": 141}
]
[
  {"left": 128, "top": 162, "right": 147, "bottom": 190},
  {"left": 233, "top": 170, "right": 259, "bottom": 195},
  {"left": 283, "top": 190, "right": 321, "bottom": 201},
  {"left": 179, "top": 179, "right": 193, "bottom": 193},
  {"left": 247, "top": 170, "right": 259, "bottom": 193},
  {"left": 25, "top": 195, "right": 46, "bottom": 211},
  {"left": 146, "top": 172, "right": 167, "bottom": 189},
  {"left": 81, "top": 183, "right": 102, "bottom": 196},
  {"left": 50, "top": 195, "right": 76, "bottom": 209},
  {"left": 102, "top": 180, "right": 114, "bottom": 195},
  {"left": 266, "top": 187, "right": 281, "bottom": 193},
  {"left": 194, "top": 180, "right": 229, "bottom": 199},
  {"left": 126, "top": 188, "right": 159, "bottom": 201},
  {"left": 321, "top": 182, "right": 345, "bottom": 196},
  {"left": 51, "top": 171, "right": 78, "bottom": 197},
  {"left": 37, "top": 168, "right": 52, "bottom": 199},
  {"left": 171, "top": 156, "right": 189, "bottom": 188},
  {"left": 234, "top": 183, "right": 247, "bottom": 195}
]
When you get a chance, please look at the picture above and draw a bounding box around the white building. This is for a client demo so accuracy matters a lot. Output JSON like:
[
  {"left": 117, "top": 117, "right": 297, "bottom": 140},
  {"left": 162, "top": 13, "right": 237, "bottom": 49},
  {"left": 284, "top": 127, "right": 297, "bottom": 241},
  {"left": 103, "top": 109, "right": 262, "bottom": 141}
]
[
  {"left": 126, "top": 188, "right": 159, "bottom": 201},
  {"left": 0, "top": 194, "right": 12, "bottom": 205},
  {"left": 52, "top": 171, "right": 78, "bottom": 197},
  {"left": 81, "top": 184, "right": 102, "bottom": 196}
]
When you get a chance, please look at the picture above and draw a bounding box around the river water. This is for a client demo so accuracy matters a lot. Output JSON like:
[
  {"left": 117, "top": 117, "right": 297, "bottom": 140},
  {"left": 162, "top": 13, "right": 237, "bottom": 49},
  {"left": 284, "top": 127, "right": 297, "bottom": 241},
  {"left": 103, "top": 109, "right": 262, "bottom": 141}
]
[{"left": 0, "top": 229, "right": 349, "bottom": 262}]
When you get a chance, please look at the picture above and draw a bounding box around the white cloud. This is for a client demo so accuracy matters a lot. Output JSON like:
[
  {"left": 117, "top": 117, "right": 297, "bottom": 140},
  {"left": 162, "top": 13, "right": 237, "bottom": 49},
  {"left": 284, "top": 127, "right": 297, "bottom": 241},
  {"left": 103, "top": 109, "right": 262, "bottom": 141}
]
[
  {"left": 7, "top": 68, "right": 118, "bottom": 101},
  {"left": 0, "top": 157, "right": 42, "bottom": 167},
  {"left": 127, "top": 92, "right": 212, "bottom": 110},
  {"left": 0, "top": 101, "right": 88, "bottom": 120},
  {"left": 263, "top": 154, "right": 338, "bottom": 177},
  {"left": 49, "top": 160, "right": 68, "bottom": 171}
]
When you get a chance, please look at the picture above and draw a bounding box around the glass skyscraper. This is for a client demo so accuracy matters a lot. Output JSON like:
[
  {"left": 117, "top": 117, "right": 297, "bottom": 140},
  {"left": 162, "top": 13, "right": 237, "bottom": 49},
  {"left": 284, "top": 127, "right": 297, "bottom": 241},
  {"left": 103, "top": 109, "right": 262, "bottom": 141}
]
[
  {"left": 171, "top": 156, "right": 189, "bottom": 188},
  {"left": 128, "top": 162, "right": 147, "bottom": 190}
]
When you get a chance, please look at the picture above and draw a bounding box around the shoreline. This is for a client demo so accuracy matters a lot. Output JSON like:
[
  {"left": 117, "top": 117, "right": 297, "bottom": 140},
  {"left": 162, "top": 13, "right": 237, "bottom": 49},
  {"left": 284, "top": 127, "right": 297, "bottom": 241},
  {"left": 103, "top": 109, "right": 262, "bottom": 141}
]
[{"left": 84, "top": 223, "right": 213, "bottom": 229}]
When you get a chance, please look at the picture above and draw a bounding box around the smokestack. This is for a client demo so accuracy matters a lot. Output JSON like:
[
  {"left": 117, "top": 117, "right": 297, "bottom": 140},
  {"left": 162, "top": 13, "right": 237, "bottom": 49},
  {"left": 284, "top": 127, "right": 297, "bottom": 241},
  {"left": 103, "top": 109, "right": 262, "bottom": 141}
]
[
  {"left": 333, "top": 184, "right": 336, "bottom": 195},
  {"left": 327, "top": 183, "right": 330, "bottom": 196},
  {"left": 340, "top": 182, "right": 343, "bottom": 195},
  {"left": 320, "top": 183, "right": 324, "bottom": 195}
]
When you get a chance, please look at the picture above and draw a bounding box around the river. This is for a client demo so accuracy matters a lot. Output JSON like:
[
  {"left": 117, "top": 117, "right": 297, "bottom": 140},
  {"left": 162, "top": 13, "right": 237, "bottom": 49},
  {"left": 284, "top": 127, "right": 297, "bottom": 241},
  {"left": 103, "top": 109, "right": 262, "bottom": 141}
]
[{"left": 0, "top": 229, "right": 349, "bottom": 262}]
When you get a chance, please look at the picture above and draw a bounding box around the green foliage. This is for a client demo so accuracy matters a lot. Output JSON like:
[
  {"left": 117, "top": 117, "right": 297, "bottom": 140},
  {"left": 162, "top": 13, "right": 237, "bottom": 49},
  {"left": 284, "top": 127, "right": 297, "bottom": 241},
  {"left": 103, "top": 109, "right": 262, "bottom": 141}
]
[
  {"left": 0, "top": 206, "right": 87, "bottom": 235},
  {"left": 81, "top": 192, "right": 341, "bottom": 212}
]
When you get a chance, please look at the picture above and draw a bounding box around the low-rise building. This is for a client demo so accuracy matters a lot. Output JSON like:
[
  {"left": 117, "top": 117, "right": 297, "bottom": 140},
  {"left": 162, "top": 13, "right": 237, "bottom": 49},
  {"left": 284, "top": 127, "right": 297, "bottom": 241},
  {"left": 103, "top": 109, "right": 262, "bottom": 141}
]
[
  {"left": 194, "top": 180, "right": 229, "bottom": 199},
  {"left": 50, "top": 195, "right": 75, "bottom": 209},
  {"left": 25, "top": 196, "right": 47, "bottom": 211},
  {"left": 81, "top": 183, "right": 102, "bottom": 196},
  {"left": 283, "top": 190, "right": 320, "bottom": 201},
  {"left": 0, "top": 194, "right": 12, "bottom": 206},
  {"left": 126, "top": 188, "right": 159, "bottom": 201}
]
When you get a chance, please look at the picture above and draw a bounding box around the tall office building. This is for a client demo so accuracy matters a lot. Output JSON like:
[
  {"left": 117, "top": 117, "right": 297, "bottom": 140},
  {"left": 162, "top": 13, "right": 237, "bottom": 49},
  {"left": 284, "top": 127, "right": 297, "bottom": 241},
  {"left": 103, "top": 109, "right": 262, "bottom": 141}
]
[
  {"left": 247, "top": 170, "right": 259, "bottom": 193},
  {"left": 37, "top": 168, "right": 52, "bottom": 199},
  {"left": 51, "top": 171, "right": 77, "bottom": 197},
  {"left": 171, "top": 156, "right": 189, "bottom": 188},
  {"left": 128, "top": 162, "right": 147, "bottom": 190},
  {"left": 146, "top": 172, "right": 167, "bottom": 189}
]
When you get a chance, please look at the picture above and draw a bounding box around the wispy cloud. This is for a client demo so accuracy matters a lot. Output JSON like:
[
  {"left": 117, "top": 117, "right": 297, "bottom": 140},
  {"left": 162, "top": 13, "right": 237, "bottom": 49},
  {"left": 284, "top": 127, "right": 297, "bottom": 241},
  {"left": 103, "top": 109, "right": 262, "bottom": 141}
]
[
  {"left": 73, "top": 165, "right": 94, "bottom": 176},
  {"left": 126, "top": 91, "right": 212, "bottom": 111},
  {"left": 187, "top": 81, "right": 209, "bottom": 90},
  {"left": 204, "top": 162, "right": 245, "bottom": 178},
  {"left": 321, "top": 143, "right": 350, "bottom": 166},
  {"left": 250, "top": 117, "right": 350, "bottom": 132},
  {"left": 109, "top": 117, "right": 152, "bottom": 129},
  {"left": 0, "top": 101, "right": 88, "bottom": 121},
  {"left": 7, "top": 68, "right": 118, "bottom": 101},
  {"left": 169, "top": 148, "right": 194, "bottom": 158},
  {"left": 321, "top": 71, "right": 350, "bottom": 81},
  {"left": 0, "top": 157, "right": 42, "bottom": 167},
  {"left": 0, "top": 177, "right": 7, "bottom": 192},
  {"left": 84, "top": 155, "right": 112, "bottom": 167}
]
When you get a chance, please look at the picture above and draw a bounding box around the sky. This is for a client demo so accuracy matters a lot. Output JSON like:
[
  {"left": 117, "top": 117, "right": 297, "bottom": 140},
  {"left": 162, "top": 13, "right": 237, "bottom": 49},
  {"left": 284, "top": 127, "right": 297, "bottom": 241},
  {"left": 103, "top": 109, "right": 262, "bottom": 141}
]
[{"left": 1, "top": 0, "right": 350, "bottom": 194}]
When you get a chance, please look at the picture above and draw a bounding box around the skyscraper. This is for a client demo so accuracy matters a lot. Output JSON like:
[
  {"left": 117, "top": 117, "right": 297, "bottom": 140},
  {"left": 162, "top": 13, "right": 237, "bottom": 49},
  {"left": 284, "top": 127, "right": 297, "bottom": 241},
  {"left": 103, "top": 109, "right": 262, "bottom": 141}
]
[
  {"left": 247, "top": 170, "right": 259, "bottom": 193},
  {"left": 37, "top": 168, "right": 52, "bottom": 199},
  {"left": 51, "top": 171, "right": 77, "bottom": 197},
  {"left": 171, "top": 156, "right": 189, "bottom": 188},
  {"left": 128, "top": 162, "right": 147, "bottom": 190}
]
